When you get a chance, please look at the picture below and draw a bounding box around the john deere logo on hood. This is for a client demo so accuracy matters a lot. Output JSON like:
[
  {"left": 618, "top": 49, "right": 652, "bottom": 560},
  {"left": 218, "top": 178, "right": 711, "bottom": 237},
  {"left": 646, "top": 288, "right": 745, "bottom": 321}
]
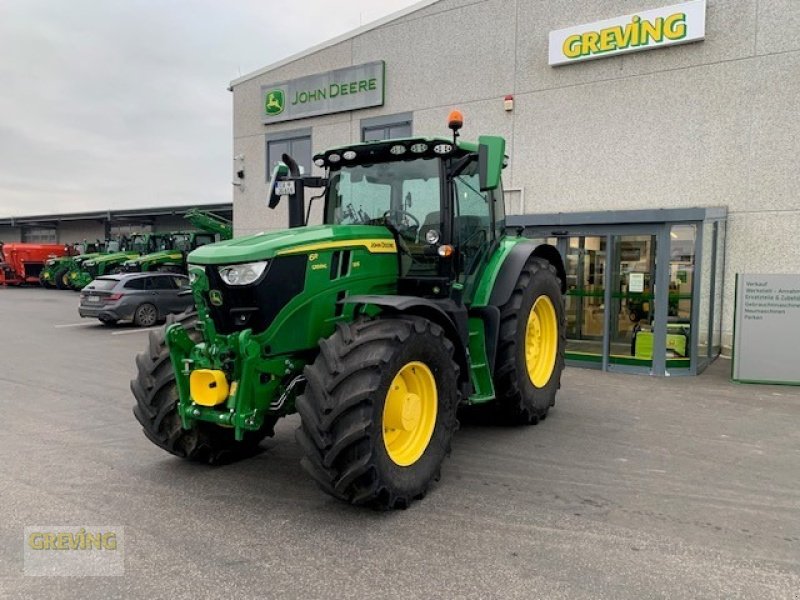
[
  {"left": 265, "top": 90, "right": 285, "bottom": 116},
  {"left": 208, "top": 290, "right": 223, "bottom": 307}
]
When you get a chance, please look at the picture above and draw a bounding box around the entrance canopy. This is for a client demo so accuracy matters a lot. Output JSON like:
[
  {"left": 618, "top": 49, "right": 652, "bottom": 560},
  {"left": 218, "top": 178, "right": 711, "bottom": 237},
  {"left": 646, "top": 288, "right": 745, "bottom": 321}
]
[{"left": 508, "top": 208, "right": 727, "bottom": 376}]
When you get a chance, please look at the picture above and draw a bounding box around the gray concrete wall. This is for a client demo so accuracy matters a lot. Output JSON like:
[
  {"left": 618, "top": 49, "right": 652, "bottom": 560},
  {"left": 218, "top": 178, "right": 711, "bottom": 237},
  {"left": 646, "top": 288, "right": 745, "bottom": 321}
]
[
  {"left": 57, "top": 221, "right": 107, "bottom": 245},
  {"left": 153, "top": 215, "right": 193, "bottom": 232},
  {"left": 0, "top": 226, "right": 21, "bottom": 243},
  {"left": 232, "top": 0, "right": 800, "bottom": 353}
]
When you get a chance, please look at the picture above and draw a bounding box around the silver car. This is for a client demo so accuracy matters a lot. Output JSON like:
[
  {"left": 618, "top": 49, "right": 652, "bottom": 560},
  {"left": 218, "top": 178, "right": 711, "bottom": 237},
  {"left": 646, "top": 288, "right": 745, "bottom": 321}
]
[{"left": 79, "top": 273, "right": 193, "bottom": 326}]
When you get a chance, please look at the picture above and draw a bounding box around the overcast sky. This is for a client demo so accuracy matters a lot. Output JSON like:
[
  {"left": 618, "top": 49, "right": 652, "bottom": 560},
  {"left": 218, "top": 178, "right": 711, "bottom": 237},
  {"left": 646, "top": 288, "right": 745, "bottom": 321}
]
[{"left": 0, "top": 0, "right": 421, "bottom": 217}]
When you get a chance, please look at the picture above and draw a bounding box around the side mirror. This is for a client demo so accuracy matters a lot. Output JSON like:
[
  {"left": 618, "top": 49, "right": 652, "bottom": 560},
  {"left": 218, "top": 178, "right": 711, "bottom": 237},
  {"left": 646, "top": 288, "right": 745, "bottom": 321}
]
[
  {"left": 477, "top": 135, "right": 506, "bottom": 192},
  {"left": 478, "top": 144, "right": 489, "bottom": 192},
  {"left": 267, "top": 162, "right": 291, "bottom": 209}
]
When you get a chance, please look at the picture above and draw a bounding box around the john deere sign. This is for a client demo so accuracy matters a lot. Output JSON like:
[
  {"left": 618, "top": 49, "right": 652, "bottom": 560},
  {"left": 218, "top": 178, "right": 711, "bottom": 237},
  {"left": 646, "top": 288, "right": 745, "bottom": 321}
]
[
  {"left": 262, "top": 61, "right": 385, "bottom": 124},
  {"left": 549, "top": 0, "right": 706, "bottom": 66}
]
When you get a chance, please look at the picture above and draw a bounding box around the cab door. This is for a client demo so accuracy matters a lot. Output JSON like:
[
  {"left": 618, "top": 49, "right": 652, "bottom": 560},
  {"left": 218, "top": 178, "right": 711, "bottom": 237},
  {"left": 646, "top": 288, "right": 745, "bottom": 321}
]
[{"left": 450, "top": 163, "right": 501, "bottom": 301}]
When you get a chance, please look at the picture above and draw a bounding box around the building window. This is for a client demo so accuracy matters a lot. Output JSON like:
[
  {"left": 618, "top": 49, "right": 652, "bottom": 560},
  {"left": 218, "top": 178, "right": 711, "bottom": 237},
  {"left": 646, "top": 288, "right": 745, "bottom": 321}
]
[
  {"left": 22, "top": 227, "right": 56, "bottom": 243},
  {"left": 266, "top": 129, "right": 312, "bottom": 180},
  {"left": 361, "top": 113, "right": 413, "bottom": 142}
]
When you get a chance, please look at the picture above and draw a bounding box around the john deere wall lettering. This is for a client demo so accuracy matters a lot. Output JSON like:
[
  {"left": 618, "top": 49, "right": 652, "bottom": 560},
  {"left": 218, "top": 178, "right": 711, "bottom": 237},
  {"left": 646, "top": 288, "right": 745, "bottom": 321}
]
[
  {"left": 733, "top": 274, "right": 800, "bottom": 384},
  {"left": 261, "top": 61, "right": 385, "bottom": 124},
  {"left": 549, "top": 0, "right": 706, "bottom": 66}
]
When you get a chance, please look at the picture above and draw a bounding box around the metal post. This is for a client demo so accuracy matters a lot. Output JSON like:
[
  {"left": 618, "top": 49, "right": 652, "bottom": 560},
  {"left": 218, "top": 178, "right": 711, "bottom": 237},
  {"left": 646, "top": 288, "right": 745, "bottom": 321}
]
[
  {"left": 652, "top": 224, "right": 670, "bottom": 376},
  {"left": 601, "top": 234, "right": 613, "bottom": 372},
  {"left": 690, "top": 221, "right": 704, "bottom": 375},
  {"left": 707, "top": 222, "right": 718, "bottom": 361}
]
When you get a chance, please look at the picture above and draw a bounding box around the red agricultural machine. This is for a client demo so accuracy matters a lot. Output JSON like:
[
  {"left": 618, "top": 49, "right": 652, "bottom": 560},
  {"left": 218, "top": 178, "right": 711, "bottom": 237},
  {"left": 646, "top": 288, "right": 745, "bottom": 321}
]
[{"left": 0, "top": 242, "right": 75, "bottom": 285}]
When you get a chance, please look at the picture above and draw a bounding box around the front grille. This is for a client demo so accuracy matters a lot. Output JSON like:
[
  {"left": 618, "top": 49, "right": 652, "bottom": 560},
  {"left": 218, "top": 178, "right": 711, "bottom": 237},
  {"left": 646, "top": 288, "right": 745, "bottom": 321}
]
[{"left": 204, "top": 255, "right": 307, "bottom": 335}]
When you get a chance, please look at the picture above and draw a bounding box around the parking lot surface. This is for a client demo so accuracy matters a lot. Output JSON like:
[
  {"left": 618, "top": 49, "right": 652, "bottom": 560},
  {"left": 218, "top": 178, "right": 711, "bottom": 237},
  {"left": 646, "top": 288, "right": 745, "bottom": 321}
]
[{"left": 1, "top": 287, "right": 798, "bottom": 599}]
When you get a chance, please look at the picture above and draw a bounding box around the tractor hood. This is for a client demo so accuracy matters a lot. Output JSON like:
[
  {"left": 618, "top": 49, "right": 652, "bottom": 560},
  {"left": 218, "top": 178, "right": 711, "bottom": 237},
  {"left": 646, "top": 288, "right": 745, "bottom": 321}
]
[
  {"left": 187, "top": 224, "right": 396, "bottom": 266},
  {"left": 126, "top": 250, "right": 183, "bottom": 264},
  {"left": 85, "top": 251, "right": 138, "bottom": 265}
]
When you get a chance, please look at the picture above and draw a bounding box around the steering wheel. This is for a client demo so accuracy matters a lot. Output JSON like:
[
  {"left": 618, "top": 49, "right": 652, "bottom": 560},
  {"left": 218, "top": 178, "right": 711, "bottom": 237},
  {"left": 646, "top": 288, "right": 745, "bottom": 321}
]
[
  {"left": 384, "top": 210, "right": 420, "bottom": 230},
  {"left": 383, "top": 209, "right": 420, "bottom": 232}
]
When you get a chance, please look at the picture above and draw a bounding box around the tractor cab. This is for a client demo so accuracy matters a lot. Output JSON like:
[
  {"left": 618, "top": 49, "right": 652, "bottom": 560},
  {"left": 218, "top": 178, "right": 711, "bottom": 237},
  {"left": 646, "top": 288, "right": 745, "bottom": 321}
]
[
  {"left": 172, "top": 231, "right": 216, "bottom": 254},
  {"left": 269, "top": 111, "right": 507, "bottom": 303},
  {"left": 125, "top": 233, "right": 170, "bottom": 255}
]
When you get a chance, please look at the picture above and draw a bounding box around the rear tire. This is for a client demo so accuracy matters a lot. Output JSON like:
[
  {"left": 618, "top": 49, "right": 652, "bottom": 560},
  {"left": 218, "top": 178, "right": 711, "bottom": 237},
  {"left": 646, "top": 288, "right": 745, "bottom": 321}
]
[
  {"left": 131, "top": 311, "right": 275, "bottom": 464},
  {"left": 494, "top": 256, "right": 566, "bottom": 424},
  {"left": 296, "top": 316, "right": 460, "bottom": 509}
]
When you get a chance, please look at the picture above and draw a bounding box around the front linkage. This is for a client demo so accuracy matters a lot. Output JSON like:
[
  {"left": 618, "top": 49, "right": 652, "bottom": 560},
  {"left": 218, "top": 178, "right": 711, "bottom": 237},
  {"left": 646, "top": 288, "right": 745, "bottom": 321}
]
[{"left": 165, "top": 282, "right": 306, "bottom": 442}]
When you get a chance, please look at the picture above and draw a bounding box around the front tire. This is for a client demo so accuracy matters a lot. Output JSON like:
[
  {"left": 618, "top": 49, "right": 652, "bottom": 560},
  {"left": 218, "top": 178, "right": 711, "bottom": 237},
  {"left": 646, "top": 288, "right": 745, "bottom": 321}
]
[
  {"left": 133, "top": 302, "right": 158, "bottom": 327},
  {"left": 296, "top": 316, "right": 460, "bottom": 509},
  {"left": 494, "top": 256, "right": 566, "bottom": 424},
  {"left": 54, "top": 268, "right": 71, "bottom": 290},
  {"left": 131, "top": 311, "right": 275, "bottom": 464}
]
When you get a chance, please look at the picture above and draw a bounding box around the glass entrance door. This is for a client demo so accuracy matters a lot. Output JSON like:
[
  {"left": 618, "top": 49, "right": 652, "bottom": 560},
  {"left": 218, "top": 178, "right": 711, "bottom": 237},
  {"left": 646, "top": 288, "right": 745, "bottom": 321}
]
[
  {"left": 610, "top": 234, "right": 658, "bottom": 366},
  {"left": 518, "top": 209, "right": 723, "bottom": 376},
  {"left": 564, "top": 236, "right": 607, "bottom": 358}
]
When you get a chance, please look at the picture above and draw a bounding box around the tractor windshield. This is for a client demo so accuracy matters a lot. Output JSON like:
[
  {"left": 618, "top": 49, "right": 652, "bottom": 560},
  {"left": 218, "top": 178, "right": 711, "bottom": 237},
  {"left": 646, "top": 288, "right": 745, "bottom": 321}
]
[
  {"left": 172, "top": 234, "right": 192, "bottom": 253},
  {"left": 326, "top": 157, "right": 441, "bottom": 242},
  {"left": 129, "top": 235, "right": 149, "bottom": 254}
]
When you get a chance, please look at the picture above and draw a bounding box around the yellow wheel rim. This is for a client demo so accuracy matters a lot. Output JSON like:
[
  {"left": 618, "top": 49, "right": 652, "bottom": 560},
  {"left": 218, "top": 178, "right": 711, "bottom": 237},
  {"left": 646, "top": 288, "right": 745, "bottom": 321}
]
[
  {"left": 382, "top": 361, "right": 437, "bottom": 467},
  {"left": 525, "top": 295, "right": 558, "bottom": 388}
]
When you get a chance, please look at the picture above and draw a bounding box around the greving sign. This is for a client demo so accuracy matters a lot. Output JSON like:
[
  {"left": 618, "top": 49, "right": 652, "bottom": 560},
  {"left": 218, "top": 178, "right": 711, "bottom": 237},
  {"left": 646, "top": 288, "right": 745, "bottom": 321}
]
[{"left": 549, "top": 0, "right": 706, "bottom": 66}]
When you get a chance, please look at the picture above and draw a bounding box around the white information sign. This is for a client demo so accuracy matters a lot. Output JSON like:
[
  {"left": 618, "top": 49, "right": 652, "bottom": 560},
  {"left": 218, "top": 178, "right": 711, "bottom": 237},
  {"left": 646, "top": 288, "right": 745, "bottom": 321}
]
[
  {"left": 549, "top": 1, "right": 706, "bottom": 66},
  {"left": 629, "top": 273, "right": 645, "bottom": 293},
  {"left": 733, "top": 274, "right": 800, "bottom": 385}
]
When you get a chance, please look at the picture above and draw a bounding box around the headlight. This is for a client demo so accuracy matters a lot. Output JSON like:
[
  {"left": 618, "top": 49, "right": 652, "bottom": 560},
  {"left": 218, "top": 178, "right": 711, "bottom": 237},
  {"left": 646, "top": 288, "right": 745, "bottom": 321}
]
[
  {"left": 218, "top": 261, "right": 268, "bottom": 286},
  {"left": 46, "top": 259, "right": 56, "bottom": 266},
  {"left": 84, "top": 261, "right": 95, "bottom": 267}
]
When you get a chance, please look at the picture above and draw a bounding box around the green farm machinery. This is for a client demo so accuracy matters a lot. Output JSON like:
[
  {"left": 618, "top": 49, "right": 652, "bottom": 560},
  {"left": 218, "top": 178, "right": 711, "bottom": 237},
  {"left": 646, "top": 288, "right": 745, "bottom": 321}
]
[
  {"left": 132, "top": 113, "right": 567, "bottom": 508},
  {"left": 40, "top": 240, "right": 114, "bottom": 289},
  {"left": 69, "top": 233, "right": 170, "bottom": 290},
  {"left": 121, "top": 210, "right": 233, "bottom": 274}
]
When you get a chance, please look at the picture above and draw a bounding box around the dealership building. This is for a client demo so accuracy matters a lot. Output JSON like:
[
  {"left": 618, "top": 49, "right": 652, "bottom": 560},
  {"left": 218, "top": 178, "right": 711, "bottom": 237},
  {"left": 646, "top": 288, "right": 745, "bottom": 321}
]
[{"left": 228, "top": 0, "right": 798, "bottom": 376}]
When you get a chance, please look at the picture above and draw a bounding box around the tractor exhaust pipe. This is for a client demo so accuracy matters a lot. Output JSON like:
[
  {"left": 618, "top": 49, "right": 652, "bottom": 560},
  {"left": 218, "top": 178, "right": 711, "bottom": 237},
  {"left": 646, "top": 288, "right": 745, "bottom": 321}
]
[{"left": 267, "top": 153, "right": 327, "bottom": 229}]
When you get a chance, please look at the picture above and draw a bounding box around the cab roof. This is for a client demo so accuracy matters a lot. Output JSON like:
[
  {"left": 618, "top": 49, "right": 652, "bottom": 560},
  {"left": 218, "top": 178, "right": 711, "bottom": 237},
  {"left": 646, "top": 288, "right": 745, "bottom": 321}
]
[{"left": 313, "top": 136, "right": 480, "bottom": 170}]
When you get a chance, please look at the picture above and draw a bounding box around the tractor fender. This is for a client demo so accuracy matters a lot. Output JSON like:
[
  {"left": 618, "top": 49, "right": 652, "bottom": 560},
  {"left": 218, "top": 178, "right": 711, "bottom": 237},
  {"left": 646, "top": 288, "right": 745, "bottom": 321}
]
[
  {"left": 343, "top": 294, "right": 471, "bottom": 391},
  {"left": 488, "top": 242, "right": 567, "bottom": 308}
]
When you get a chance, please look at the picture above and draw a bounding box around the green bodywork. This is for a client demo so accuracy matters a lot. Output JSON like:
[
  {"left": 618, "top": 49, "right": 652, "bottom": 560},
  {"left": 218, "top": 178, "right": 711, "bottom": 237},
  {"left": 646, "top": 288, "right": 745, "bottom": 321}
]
[
  {"left": 41, "top": 253, "right": 99, "bottom": 286},
  {"left": 70, "top": 233, "right": 169, "bottom": 289},
  {"left": 122, "top": 211, "right": 233, "bottom": 273},
  {"left": 184, "top": 208, "right": 233, "bottom": 240},
  {"left": 70, "top": 251, "right": 140, "bottom": 289},
  {"left": 121, "top": 248, "right": 186, "bottom": 273},
  {"left": 165, "top": 135, "right": 530, "bottom": 441}
]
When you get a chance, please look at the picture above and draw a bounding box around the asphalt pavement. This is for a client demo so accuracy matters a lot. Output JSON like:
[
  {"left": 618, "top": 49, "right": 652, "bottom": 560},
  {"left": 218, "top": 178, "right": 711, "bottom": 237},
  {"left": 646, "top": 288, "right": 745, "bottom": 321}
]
[{"left": 1, "top": 287, "right": 798, "bottom": 599}]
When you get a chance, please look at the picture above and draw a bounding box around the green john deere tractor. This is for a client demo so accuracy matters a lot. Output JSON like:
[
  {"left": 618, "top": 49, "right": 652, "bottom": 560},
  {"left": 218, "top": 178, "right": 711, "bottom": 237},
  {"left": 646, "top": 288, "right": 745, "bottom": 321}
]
[
  {"left": 132, "top": 113, "right": 567, "bottom": 509},
  {"left": 70, "top": 233, "right": 170, "bottom": 290},
  {"left": 121, "top": 210, "right": 232, "bottom": 274},
  {"left": 40, "top": 241, "right": 108, "bottom": 289}
]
